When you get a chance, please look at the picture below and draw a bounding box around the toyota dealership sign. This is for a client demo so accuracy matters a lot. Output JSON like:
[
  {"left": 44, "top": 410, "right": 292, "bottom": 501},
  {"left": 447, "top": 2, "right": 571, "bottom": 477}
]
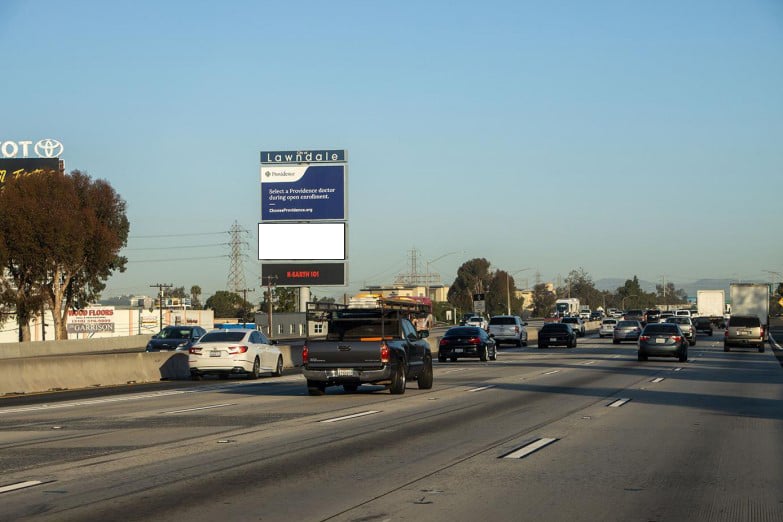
[{"left": 0, "top": 138, "right": 64, "bottom": 158}]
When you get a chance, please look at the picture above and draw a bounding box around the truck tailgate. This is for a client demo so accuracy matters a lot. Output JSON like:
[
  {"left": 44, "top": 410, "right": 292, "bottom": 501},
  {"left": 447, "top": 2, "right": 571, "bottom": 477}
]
[{"left": 306, "top": 340, "right": 385, "bottom": 369}]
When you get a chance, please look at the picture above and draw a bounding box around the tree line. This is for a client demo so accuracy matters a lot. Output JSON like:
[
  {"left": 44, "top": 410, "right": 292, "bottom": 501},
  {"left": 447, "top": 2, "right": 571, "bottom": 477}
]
[{"left": 446, "top": 259, "right": 689, "bottom": 319}]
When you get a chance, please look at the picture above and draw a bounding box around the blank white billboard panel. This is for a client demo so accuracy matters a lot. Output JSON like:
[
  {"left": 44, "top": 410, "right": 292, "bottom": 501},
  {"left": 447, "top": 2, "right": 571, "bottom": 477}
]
[{"left": 258, "top": 223, "right": 346, "bottom": 260}]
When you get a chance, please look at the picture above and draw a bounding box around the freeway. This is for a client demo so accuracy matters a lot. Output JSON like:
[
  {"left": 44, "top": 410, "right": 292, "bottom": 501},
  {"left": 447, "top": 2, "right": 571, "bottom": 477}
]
[{"left": 1, "top": 331, "right": 782, "bottom": 521}]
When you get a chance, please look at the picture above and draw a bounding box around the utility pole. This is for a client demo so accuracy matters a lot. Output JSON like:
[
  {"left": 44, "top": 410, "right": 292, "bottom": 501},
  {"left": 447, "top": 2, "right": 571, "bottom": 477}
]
[
  {"left": 150, "top": 283, "right": 173, "bottom": 329},
  {"left": 262, "top": 276, "right": 277, "bottom": 337},
  {"left": 238, "top": 288, "right": 255, "bottom": 327}
]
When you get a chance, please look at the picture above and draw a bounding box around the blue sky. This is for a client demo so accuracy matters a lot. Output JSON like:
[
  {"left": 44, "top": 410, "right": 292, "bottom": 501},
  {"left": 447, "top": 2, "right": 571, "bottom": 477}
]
[{"left": 2, "top": 0, "right": 782, "bottom": 300}]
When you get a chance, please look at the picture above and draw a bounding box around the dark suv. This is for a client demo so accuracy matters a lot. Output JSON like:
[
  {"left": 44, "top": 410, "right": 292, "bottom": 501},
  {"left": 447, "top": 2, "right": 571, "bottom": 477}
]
[
  {"left": 146, "top": 325, "right": 208, "bottom": 352},
  {"left": 724, "top": 315, "right": 765, "bottom": 352},
  {"left": 538, "top": 323, "right": 577, "bottom": 348},
  {"left": 644, "top": 309, "right": 661, "bottom": 324}
]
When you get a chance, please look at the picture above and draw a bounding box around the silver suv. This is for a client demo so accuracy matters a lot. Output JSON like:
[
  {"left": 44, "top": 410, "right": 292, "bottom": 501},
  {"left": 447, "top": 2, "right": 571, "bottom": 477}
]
[
  {"left": 665, "top": 316, "right": 696, "bottom": 346},
  {"left": 724, "top": 315, "right": 765, "bottom": 352},
  {"left": 488, "top": 315, "right": 528, "bottom": 347}
]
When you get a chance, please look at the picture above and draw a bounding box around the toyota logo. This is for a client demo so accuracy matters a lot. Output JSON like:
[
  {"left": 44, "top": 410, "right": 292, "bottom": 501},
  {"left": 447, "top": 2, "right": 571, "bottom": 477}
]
[{"left": 34, "top": 139, "right": 64, "bottom": 158}]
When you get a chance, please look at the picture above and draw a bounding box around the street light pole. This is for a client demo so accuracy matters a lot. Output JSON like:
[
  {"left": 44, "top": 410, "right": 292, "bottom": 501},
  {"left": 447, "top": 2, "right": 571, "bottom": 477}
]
[
  {"left": 621, "top": 294, "right": 637, "bottom": 311},
  {"left": 506, "top": 268, "right": 531, "bottom": 315},
  {"left": 425, "top": 251, "right": 459, "bottom": 300}
]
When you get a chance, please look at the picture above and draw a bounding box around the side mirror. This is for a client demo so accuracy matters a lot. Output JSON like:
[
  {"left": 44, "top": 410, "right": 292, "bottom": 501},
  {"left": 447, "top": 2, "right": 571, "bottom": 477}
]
[
  {"left": 418, "top": 330, "right": 430, "bottom": 339},
  {"left": 151, "top": 334, "right": 158, "bottom": 339},
  {"left": 523, "top": 322, "right": 528, "bottom": 326},
  {"left": 269, "top": 339, "right": 278, "bottom": 345}
]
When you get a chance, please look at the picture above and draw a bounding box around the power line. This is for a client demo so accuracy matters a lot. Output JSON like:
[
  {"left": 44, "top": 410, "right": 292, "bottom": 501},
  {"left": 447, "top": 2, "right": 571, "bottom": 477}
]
[
  {"left": 130, "top": 232, "right": 228, "bottom": 239},
  {"left": 125, "top": 243, "right": 228, "bottom": 251},
  {"left": 127, "top": 255, "right": 229, "bottom": 264}
]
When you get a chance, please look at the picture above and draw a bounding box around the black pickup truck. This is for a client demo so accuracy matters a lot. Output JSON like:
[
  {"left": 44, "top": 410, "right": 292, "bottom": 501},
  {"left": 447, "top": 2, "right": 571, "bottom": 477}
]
[{"left": 301, "top": 300, "right": 433, "bottom": 396}]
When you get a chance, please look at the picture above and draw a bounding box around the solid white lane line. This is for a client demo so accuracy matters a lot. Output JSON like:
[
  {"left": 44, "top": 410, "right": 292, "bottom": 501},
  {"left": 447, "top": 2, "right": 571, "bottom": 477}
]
[
  {"left": 651, "top": 377, "right": 664, "bottom": 383},
  {"left": 608, "top": 398, "right": 631, "bottom": 408},
  {"left": 582, "top": 361, "right": 596, "bottom": 365},
  {"left": 467, "top": 385, "right": 495, "bottom": 393},
  {"left": 501, "top": 438, "right": 558, "bottom": 459},
  {"left": 613, "top": 355, "right": 622, "bottom": 358},
  {"left": 543, "top": 370, "right": 560, "bottom": 375},
  {"left": 320, "top": 411, "right": 380, "bottom": 423},
  {"left": 673, "top": 367, "right": 683, "bottom": 372},
  {"left": 162, "top": 403, "right": 236, "bottom": 414},
  {"left": 0, "top": 480, "right": 43, "bottom": 494}
]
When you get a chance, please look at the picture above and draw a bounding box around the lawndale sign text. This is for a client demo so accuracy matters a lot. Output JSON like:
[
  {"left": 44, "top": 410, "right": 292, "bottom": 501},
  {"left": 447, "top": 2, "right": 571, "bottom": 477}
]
[
  {"left": 260, "top": 149, "right": 345, "bottom": 164},
  {"left": 0, "top": 139, "right": 64, "bottom": 158}
]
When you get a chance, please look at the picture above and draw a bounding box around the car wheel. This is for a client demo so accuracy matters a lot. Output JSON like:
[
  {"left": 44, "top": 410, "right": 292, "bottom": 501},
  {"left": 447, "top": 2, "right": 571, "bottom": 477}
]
[
  {"left": 521, "top": 338, "right": 528, "bottom": 347},
  {"left": 418, "top": 357, "right": 434, "bottom": 389},
  {"left": 343, "top": 383, "right": 359, "bottom": 393},
  {"left": 248, "top": 357, "right": 260, "bottom": 379},
  {"left": 679, "top": 349, "right": 688, "bottom": 362},
  {"left": 723, "top": 343, "right": 730, "bottom": 352},
  {"left": 689, "top": 340, "right": 696, "bottom": 346},
  {"left": 516, "top": 338, "right": 523, "bottom": 347},
  {"left": 489, "top": 347, "right": 497, "bottom": 361},
  {"left": 572, "top": 338, "right": 577, "bottom": 348},
  {"left": 307, "top": 380, "right": 326, "bottom": 396},
  {"left": 708, "top": 330, "right": 713, "bottom": 336},
  {"left": 450, "top": 357, "right": 458, "bottom": 362},
  {"left": 389, "top": 361, "right": 407, "bottom": 394},
  {"left": 218, "top": 373, "right": 229, "bottom": 380},
  {"left": 637, "top": 352, "right": 647, "bottom": 361},
  {"left": 758, "top": 344, "right": 765, "bottom": 353},
  {"left": 272, "top": 355, "right": 283, "bottom": 377},
  {"left": 539, "top": 343, "right": 547, "bottom": 349},
  {"left": 438, "top": 354, "right": 446, "bottom": 363},
  {"left": 190, "top": 371, "right": 201, "bottom": 381},
  {"left": 480, "top": 346, "right": 488, "bottom": 362},
  {"left": 613, "top": 339, "right": 619, "bottom": 344}
]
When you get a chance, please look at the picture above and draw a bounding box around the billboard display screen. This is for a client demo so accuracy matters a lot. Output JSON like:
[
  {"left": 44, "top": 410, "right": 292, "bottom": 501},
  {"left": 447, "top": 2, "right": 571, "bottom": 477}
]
[
  {"left": 261, "top": 262, "right": 346, "bottom": 286},
  {"left": 260, "top": 164, "right": 346, "bottom": 221},
  {"left": 258, "top": 222, "right": 346, "bottom": 260}
]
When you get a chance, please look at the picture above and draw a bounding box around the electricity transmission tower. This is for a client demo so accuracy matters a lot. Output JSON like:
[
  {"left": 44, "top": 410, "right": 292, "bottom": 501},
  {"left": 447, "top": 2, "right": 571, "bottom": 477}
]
[{"left": 227, "top": 221, "right": 249, "bottom": 294}]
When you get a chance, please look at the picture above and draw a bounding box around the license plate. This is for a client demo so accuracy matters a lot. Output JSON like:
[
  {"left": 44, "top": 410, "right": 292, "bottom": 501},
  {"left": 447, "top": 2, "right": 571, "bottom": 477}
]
[
  {"left": 337, "top": 369, "right": 354, "bottom": 376},
  {"left": 655, "top": 338, "right": 665, "bottom": 344},
  {"left": 210, "top": 351, "right": 221, "bottom": 357},
  {"left": 738, "top": 329, "right": 751, "bottom": 335},
  {"left": 550, "top": 338, "right": 557, "bottom": 342},
  {"left": 454, "top": 348, "right": 463, "bottom": 353}
]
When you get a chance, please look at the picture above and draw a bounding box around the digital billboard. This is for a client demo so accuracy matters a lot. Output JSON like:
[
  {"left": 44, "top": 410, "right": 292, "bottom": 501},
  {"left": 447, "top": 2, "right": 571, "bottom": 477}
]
[{"left": 258, "top": 222, "right": 346, "bottom": 260}]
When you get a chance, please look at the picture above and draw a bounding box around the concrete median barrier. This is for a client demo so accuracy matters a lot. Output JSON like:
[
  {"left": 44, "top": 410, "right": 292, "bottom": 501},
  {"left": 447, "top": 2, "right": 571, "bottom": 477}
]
[{"left": 0, "top": 352, "right": 191, "bottom": 396}]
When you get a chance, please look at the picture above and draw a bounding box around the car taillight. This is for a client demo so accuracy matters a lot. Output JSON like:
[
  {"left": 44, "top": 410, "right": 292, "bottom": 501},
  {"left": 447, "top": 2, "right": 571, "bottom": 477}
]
[
  {"left": 189, "top": 347, "right": 201, "bottom": 354},
  {"left": 380, "top": 343, "right": 390, "bottom": 363},
  {"left": 671, "top": 336, "right": 682, "bottom": 342},
  {"left": 302, "top": 345, "right": 309, "bottom": 365},
  {"left": 514, "top": 326, "right": 520, "bottom": 334},
  {"left": 468, "top": 337, "right": 481, "bottom": 345},
  {"left": 228, "top": 345, "right": 248, "bottom": 354},
  {"left": 639, "top": 335, "right": 650, "bottom": 341},
  {"left": 760, "top": 326, "right": 765, "bottom": 338},
  {"left": 439, "top": 338, "right": 449, "bottom": 346},
  {"left": 724, "top": 329, "right": 729, "bottom": 337}
]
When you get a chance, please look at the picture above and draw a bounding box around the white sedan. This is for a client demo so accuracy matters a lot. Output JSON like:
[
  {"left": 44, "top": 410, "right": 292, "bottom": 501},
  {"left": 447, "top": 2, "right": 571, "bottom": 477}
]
[
  {"left": 188, "top": 329, "right": 283, "bottom": 380},
  {"left": 599, "top": 318, "right": 618, "bottom": 338},
  {"left": 465, "top": 316, "right": 488, "bottom": 330}
]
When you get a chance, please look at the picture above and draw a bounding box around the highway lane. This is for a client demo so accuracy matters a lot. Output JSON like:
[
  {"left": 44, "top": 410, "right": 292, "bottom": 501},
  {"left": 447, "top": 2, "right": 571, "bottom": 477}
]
[{"left": 1, "top": 332, "right": 781, "bottom": 521}]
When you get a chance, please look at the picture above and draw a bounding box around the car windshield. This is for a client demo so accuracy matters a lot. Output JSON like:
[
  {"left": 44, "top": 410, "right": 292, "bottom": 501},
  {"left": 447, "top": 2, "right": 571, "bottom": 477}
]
[
  {"left": 562, "top": 317, "right": 578, "bottom": 323},
  {"left": 157, "top": 328, "right": 192, "bottom": 339},
  {"left": 602, "top": 319, "right": 617, "bottom": 325},
  {"left": 617, "top": 321, "right": 638, "bottom": 328},
  {"left": 199, "top": 331, "right": 247, "bottom": 343},
  {"left": 542, "top": 324, "right": 569, "bottom": 332},
  {"left": 644, "top": 324, "right": 678, "bottom": 335},
  {"left": 666, "top": 317, "right": 689, "bottom": 324},
  {"left": 446, "top": 327, "right": 482, "bottom": 337},
  {"left": 489, "top": 317, "right": 516, "bottom": 325},
  {"left": 729, "top": 316, "right": 760, "bottom": 327}
]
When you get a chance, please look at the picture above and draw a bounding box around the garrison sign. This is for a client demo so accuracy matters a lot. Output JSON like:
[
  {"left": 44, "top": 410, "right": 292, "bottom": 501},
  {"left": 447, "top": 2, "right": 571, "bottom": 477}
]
[{"left": 260, "top": 164, "right": 346, "bottom": 221}]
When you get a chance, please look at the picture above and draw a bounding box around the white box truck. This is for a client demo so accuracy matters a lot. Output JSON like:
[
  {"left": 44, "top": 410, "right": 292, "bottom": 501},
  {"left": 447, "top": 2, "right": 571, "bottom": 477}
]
[
  {"left": 696, "top": 290, "right": 726, "bottom": 327},
  {"left": 729, "top": 283, "right": 770, "bottom": 339},
  {"left": 555, "top": 298, "right": 580, "bottom": 318}
]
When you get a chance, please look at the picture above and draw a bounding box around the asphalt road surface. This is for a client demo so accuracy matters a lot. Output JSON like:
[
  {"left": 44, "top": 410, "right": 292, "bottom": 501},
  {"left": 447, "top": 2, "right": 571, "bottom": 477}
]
[{"left": 1, "top": 331, "right": 782, "bottom": 521}]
